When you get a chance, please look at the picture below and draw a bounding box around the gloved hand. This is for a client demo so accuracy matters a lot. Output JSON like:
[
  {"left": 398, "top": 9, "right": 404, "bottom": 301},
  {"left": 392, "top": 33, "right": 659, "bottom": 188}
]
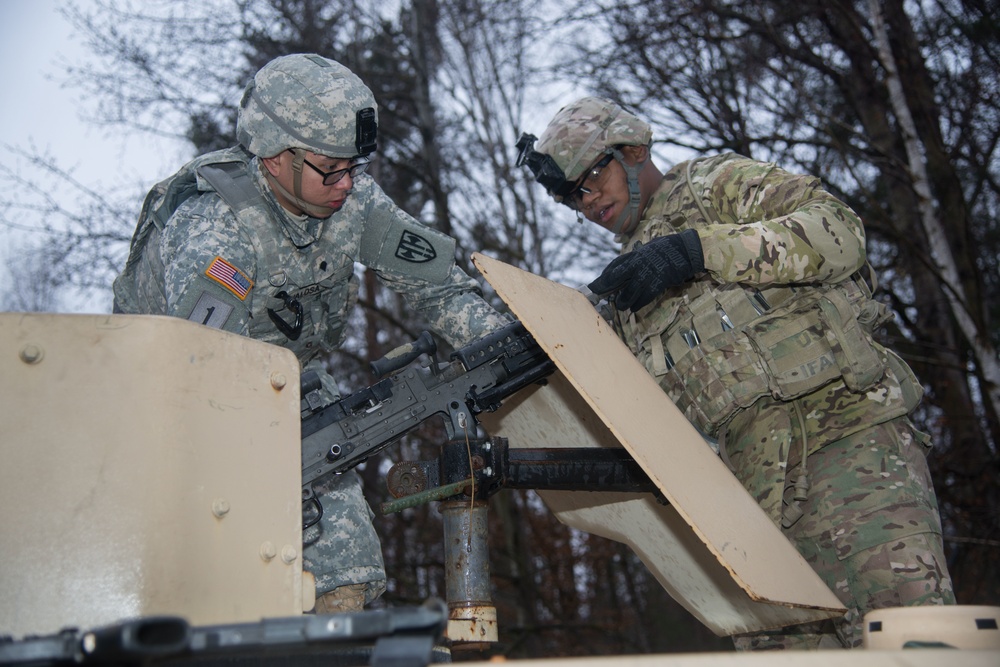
[{"left": 588, "top": 228, "right": 704, "bottom": 312}]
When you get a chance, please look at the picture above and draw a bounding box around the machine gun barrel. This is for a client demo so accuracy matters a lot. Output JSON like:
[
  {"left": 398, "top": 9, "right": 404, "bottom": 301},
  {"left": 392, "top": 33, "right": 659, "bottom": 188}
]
[{"left": 300, "top": 321, "right": 554, "bottom": 493}]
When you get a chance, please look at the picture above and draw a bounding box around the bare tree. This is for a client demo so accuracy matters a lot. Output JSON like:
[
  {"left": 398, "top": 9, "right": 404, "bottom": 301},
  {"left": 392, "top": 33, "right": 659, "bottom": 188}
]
[
  {"left": 1, "top": 237, "right": 65, "bottom": 313},
  {"left": 0, "top": 142, "right": 141, "bottom": 309}
]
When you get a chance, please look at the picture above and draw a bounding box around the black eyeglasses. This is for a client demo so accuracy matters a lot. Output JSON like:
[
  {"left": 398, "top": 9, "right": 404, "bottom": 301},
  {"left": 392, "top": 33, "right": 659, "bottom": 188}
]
[{"left": 298, "top": 153, "right": 371, "bottom": 185}]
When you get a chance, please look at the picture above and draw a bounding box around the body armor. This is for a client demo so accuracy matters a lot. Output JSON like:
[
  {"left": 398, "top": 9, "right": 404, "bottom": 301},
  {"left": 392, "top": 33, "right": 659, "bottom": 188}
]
[
  {"left": 613, "top": 154, "right": 922, "bottom": 439},
  {"left": 113, "top": 147, "right": 459, "bottom": 366}
]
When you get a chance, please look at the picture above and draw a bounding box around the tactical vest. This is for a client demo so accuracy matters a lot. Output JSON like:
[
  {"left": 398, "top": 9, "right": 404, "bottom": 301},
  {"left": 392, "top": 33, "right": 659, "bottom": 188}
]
[
  {"left": 115, "top": 147, "right": 456, "bottom": 364},
  {"left": 616, "top": 156, "right": 915, "bottom": 437}
]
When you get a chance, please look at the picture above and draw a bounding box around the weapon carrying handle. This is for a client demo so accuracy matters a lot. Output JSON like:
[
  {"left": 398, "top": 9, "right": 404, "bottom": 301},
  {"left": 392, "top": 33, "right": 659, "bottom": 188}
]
[{"left": 370, "top": 331, "right": 437, "bottom": 378}]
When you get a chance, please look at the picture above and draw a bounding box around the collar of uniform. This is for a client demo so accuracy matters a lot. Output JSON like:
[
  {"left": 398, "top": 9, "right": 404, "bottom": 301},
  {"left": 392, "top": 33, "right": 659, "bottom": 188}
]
[{"left": 250, "top": 157, "right": 324, "bottom": 248}]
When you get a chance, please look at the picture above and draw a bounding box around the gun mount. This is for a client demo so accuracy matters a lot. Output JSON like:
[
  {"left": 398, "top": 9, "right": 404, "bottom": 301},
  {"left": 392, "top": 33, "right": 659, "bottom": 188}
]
[{"left": 300, "top": 320, "right": 555, "bottom": 492}]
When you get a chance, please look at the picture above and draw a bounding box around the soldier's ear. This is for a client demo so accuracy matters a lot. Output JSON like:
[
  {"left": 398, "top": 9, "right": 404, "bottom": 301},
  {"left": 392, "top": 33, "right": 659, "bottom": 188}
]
[
  {"left": 623, "top": 144, "right": 648, "bottom": 163},
  {"left": 260, "top": 153, "right": 284, "bottom": 177}
]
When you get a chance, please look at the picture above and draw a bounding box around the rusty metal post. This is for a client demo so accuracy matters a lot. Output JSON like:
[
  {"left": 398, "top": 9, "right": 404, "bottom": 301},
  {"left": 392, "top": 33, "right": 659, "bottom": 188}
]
[{"left": 440, "top": 499, "right": 497, "bottom": 648}]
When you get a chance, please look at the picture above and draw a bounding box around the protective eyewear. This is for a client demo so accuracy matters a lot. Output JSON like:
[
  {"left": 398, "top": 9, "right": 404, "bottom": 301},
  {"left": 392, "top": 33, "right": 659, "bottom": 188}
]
[
  {"left": 300, "top": 154, "right": 371, "bottom": 186},
  {"left": 565, "top": 153, "right": 615, "bottom": 210}
]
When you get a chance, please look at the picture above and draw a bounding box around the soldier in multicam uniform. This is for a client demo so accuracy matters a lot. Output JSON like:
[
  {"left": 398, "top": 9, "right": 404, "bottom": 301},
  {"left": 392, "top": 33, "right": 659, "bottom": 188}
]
[
  {"left": 113, "top": 54, "right": 508, "bottom": 614},
  {"left": 516, "top": 96, "right": 955, "bottom": 649}
]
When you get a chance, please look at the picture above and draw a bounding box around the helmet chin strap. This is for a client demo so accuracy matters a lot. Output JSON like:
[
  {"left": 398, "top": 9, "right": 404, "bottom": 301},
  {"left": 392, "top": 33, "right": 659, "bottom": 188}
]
[
  {"left": 263, "top": 149, "right": 336, "bottom": 219},
  {"left": 608, "top": 147, "right": 646, "bottom": 236}
]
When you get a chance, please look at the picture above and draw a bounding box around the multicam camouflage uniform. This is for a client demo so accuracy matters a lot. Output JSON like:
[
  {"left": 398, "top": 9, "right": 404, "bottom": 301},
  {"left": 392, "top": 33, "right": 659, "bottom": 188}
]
[
  {"left": 525, "top": 97, "right": 954, "bottom": 649},
  {"left": 113, "top": 54, "right": 507, "bottom": 608},
  {"left": 615, "top": 153, "right": 955, "bottom": 649}
]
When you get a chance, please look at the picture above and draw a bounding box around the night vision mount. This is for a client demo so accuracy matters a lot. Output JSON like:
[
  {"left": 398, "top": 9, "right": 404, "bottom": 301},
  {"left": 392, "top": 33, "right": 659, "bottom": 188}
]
[
  {"left": 356, "top": 107, "right": 378, "bottom": 156},
  {"left": 515, "top": 132, "right": 576, "bottom": 199}
]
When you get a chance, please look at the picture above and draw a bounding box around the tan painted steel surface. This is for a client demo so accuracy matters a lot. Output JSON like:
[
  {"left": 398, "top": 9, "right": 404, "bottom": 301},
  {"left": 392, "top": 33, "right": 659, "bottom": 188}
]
[
  {"left": 0, "top": 313, "right": 306, "bottom": 638},
  {"left": 457, "top": 649, "right": 1000, "bottom": 667},
  {"left": 473, "top": 254, "right": 845, "bottom": 636},
  {"left": 863, "top": 606, "right": 1000, "bottom": 650}
]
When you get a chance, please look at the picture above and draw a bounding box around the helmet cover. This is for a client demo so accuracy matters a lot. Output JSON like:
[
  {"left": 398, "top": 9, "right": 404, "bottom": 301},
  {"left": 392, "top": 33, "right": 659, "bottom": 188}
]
[
  {"left": 536, "top": 96, "right": 651, "bottom": 183},
  {"left": 237, "top": 54, "right": 378, "bottom": 159}
]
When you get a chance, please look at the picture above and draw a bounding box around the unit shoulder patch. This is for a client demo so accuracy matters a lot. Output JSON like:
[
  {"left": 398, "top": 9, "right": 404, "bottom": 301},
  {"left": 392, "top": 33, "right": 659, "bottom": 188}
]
[{"left": 394, "top": 231, "right": 437, "bottom": 264}]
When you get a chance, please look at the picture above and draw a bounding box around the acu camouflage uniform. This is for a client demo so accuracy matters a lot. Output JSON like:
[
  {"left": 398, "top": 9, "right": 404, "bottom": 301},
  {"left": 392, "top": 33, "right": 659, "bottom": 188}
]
[
  {"left": 113, "top": 130, "right": 506, "bottom": 606},
  {"left": 116, "top": 54, "right": 508, "bottom": 607},
  {"left": 613, "top": 153, "right": 955, "bottom": 648}
]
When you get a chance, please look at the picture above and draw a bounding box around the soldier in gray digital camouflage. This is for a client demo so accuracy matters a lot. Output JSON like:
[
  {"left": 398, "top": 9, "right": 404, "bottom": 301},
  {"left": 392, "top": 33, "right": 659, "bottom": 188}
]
[
  {"left": 516, "top": 96, "right": 955, "bottom": 650},
  {"left": 113, "top": 54, "right": 508, "bottom": 614}
]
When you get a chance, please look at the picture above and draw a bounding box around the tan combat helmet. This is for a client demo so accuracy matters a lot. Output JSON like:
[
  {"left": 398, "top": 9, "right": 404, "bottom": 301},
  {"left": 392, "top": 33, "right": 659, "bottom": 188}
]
[
  {"left": 237, "top": 53, "right": 379, "bottom": 218},
  {"left": 516, "top": 96, "right": 652, "bottom": 235}
]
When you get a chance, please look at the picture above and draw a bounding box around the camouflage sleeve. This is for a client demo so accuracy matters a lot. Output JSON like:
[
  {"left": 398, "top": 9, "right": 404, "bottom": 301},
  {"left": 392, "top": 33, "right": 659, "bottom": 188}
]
[
  {"left": 352, "top": 182, "right": 510, "bottom": 348},
  {"left": 157, "top": 195, "right": 257, "bottom": 334},
  {"left": 374, "top": 263, "right": 511, "bottom": 348},
  {"left": 694, "top": 155, "right": 867, "bottom": 286}
]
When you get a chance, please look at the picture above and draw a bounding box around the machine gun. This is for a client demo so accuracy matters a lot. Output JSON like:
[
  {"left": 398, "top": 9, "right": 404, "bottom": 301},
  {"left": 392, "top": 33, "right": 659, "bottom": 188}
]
[
  {"left": 300, "top": 320, "right": 556, "bottom": 518},
  {"left": 299, "top": 319, "right": 656, "bottom": 645}
]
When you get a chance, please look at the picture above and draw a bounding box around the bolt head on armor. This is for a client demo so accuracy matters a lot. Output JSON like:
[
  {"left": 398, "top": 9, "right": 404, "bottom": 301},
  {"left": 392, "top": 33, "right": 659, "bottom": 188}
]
[
  {"left": 536, "top": 96, "right": 652, "bottom": 183},
  {"left": 237, "top": 53, "right": 378, "bottom": 159}
]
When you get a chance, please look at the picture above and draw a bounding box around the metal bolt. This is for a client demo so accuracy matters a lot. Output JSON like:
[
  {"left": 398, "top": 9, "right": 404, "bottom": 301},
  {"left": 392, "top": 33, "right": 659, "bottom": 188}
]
[
  {"left": 212, "top": 498, "right": 230, "bottom": 518},
  {"left": 281, "top": 545, "right": 298, "bottom": 564},
  {"left": 19, "top": 344, "right": 43, "bottom": 364},
  {"left": 270, "top": 372, "right": 287, "bottom": 390},
  {"left": 260, "top": 541, "right": 277, "bottom": 561}
]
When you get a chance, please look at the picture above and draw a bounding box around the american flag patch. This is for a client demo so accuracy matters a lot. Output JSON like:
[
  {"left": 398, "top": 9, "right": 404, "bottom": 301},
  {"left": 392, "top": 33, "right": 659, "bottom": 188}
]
[{"left": 205, "top": 256, "right": 253, "bottom": 300}]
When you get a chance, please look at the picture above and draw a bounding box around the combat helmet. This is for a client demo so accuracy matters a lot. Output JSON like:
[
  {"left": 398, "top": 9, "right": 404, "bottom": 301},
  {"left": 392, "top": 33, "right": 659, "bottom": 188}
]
[
  {"left": 237, "top": 54, "right": 379, "bottom": 218},
  {"left": 516, "top": 96, "right": 651, "bottom": 235}
]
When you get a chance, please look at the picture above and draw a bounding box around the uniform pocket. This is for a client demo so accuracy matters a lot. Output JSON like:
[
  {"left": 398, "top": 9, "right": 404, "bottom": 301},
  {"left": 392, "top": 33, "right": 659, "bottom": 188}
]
[
  {"left": 746, "top": 287, "right": 887, "bottom": 400},
  {"left": 794, "top": 420, "right": 942, "bottom": 560},
  {"left": 664, "top": 332, "right": 769, "bottom": 435}
]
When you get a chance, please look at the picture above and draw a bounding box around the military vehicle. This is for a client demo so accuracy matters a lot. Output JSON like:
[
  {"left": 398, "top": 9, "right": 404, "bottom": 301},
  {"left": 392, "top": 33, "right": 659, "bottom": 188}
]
[{"left": 2, "top": 255, "right": 997, "bottom": 666}]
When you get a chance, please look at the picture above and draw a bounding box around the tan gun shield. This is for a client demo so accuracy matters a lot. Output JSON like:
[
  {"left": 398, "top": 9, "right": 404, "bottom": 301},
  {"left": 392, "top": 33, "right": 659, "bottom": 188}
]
[{"left": 473, "top": 253, "right": 845, "bottom": 636}]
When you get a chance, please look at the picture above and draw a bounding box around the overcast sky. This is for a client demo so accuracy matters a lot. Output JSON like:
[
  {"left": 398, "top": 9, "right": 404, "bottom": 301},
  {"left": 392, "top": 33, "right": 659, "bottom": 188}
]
[
  {"left": 0, "top": 1, "right": 93, "bottom": 168},
  {"left": 0, "top": 0, "right": 189, "bottom": 311},
  {"left": 0, "top": 0, "right": 596, "bottom": 312},
  {"left": 0, "top": 0, "right": 188, "bottom": 178}
]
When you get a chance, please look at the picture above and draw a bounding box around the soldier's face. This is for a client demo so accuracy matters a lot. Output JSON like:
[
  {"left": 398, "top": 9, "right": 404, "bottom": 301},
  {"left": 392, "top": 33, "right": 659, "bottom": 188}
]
[
  {"left": 265, "top": 150, "right": 356, "bottom": 214},
  {"left": 574, "top": 146, "right": 650, "bottom": 232},
  {"left": 577, "top": 161, "right": 630, "bottom": 230}
]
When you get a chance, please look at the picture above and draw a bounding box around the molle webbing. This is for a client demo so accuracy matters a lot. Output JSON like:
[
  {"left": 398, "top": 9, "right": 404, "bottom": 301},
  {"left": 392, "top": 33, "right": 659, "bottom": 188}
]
[{"left": 624, "top": 158, "right": 891, "bottom": 436}]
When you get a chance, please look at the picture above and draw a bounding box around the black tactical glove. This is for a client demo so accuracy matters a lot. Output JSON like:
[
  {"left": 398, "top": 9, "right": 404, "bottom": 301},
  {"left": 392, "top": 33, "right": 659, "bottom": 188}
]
[{"left": 588, "top": 228, "right": 705, "bottom": 312}]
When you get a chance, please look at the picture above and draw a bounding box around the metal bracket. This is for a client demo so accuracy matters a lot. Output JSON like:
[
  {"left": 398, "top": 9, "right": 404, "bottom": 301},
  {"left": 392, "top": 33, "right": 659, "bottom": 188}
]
[{"left": 383, "top": 437, "right": 662, "bottom": 514}]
